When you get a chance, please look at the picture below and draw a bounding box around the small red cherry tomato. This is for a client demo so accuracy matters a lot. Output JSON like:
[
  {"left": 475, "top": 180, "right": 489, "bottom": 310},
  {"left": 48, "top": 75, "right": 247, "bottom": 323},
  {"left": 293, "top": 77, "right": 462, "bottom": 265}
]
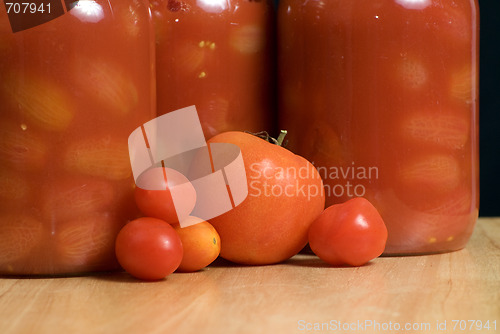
[
  {"left": 134, "top": 167, "right": 196, "bottom": 224},
  {"left": 115, "top": 217, "right": 183, "bottom": 280},
  {"left": 308, "top": 197, "right": 388, "bottom": 266}
]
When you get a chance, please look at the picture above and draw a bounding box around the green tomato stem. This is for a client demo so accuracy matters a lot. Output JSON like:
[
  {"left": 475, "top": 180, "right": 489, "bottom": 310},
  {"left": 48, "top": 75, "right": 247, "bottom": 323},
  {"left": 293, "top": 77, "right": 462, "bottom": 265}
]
[
  {"left": 276, "top": 130, "right": 288, "bottom": 147},
  {"left": 245, "top": 130, "right": 288, "bottom": 147}
]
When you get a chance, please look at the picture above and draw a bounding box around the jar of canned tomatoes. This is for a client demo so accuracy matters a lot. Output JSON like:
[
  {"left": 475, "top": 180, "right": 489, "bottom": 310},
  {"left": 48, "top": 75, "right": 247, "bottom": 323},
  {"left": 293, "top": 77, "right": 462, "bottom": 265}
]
[
  {"left": 150, "top": 0, "right": 275, "bottom": 138},
  {"left": 278, "top": 0, "right": 479, "bottom": 254},
  {"left": 0, "top": 0, "right": 155, "bottom": 275}
]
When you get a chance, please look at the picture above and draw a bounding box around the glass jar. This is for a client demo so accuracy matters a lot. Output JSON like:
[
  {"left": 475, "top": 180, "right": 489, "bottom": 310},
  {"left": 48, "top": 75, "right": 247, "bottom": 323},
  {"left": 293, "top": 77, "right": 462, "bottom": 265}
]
[
  {"left": 150, "top": 0, "right": 275, "bottom": 138},
  {"left": 0, "top": 0, "right": 155, "bottom": 275},
  {"left": 278, "top": 0, "right": 479, "bottom": 255}
]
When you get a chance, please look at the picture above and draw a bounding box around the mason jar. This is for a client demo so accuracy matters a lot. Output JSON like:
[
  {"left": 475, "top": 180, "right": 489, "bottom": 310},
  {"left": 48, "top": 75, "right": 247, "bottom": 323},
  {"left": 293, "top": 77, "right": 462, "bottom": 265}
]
[
  {"left": 150, "top": 0, "right": 275, "bottom": 138},
  {"left": 278, "top": 0, "right": 479, "bottom": 254},
  {"left": 0, "top": 0, "right": 155, "bottom": 275}
]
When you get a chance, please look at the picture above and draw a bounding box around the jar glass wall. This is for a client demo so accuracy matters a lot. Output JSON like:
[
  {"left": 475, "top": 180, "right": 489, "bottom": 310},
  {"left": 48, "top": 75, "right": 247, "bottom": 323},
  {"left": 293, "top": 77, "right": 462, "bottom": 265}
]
[
  {"left": 151, "top": 0, "right": 275, "bottom": 138},
  {"left": 0, "top": 0, "right": 155, "bottom": 275},
  {"left": 278, "top": 0, "right": 479, "bottom": 255}
]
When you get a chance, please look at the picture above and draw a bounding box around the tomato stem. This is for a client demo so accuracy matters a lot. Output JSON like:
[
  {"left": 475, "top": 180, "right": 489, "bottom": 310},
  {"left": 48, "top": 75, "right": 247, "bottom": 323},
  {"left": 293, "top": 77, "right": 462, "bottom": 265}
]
[
  {"left": 246, "top": 130, "right": 288, "bottom": 147},
  {"left": 276, "top": 130, "right": 288, "bottom": 146}
]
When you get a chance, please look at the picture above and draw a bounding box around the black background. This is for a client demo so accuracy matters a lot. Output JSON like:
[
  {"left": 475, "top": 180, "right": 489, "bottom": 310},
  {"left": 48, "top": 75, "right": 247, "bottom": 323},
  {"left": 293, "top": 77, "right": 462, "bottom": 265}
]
[{"left": 477, "top": 0, "right": 500, "bottom": 216}]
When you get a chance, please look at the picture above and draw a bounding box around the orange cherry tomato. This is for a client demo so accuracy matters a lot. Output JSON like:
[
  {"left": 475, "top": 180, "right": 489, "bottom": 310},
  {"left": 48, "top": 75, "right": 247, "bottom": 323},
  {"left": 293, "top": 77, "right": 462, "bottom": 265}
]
[{"left": 174, "top": 217, "right": 221, "bottom": 273}]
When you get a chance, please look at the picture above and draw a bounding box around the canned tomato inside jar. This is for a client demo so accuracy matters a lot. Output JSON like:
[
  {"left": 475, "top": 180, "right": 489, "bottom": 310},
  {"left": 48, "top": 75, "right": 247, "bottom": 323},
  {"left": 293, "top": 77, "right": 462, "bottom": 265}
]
[{"left": 0, "top": 0, "right": 155, "bottom": 275}]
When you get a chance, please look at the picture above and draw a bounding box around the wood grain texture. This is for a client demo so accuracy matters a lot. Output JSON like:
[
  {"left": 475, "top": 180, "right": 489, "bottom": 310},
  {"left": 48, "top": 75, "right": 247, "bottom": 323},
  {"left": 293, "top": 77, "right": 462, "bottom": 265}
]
[{"left": 0, "top": 218, "right": 499, "bottom": 334}]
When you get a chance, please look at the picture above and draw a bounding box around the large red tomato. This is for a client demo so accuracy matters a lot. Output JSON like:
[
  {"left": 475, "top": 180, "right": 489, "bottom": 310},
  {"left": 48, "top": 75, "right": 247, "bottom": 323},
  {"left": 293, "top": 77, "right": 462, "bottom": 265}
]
[{"left": 207, "top": 131, "right": 325, "bottom": 265}]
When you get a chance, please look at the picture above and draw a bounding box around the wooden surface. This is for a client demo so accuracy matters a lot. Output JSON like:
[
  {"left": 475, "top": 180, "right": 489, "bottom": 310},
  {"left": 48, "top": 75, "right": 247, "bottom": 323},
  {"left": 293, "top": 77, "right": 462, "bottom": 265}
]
[{"left": 0, "top": 218, "right": 499, "bottom": 334}]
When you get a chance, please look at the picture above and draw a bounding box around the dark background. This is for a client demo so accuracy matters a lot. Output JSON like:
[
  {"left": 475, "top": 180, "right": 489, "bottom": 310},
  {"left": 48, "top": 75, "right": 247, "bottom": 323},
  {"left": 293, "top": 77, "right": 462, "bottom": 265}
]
[{"left": 478, "top": 0, "right": 500, "bottom": 216}]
